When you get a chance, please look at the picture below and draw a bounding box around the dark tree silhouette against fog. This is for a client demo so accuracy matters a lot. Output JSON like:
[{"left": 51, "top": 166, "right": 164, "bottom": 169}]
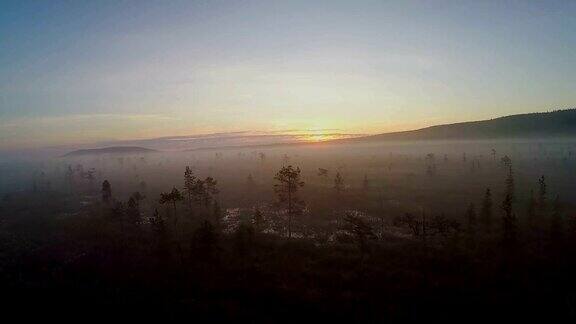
[
  {"left": 101, "top": 180, "right": 112, "bottom": 203},
  {"left": 274, "top": 165, "right": 304, "bottom": 239},
  {"left": 184, "top": 166, "right": 196, "bottom": 207},
  {"left": 334, "top": 172, "right": 344, "bottom": 194}
]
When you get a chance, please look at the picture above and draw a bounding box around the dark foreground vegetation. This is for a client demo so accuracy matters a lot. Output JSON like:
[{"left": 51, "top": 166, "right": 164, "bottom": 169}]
[{"left": 1, "top": 141, "right": 576, "bottom": 322}]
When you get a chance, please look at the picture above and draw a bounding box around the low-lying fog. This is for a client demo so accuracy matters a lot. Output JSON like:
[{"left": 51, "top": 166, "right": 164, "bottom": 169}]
[{"left": 2, "top": 139, "right": 575, "bottom": 224}]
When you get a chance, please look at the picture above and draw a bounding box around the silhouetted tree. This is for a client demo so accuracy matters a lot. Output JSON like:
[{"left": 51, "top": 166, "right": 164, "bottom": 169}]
[
  {"left": 160, "top": 187, "right": 184, "bottom": 224},
  {"left": 65, "top": 165, "right": 74, "bottom": 188},
  {"left": 425, "top": 153, "right": 437, "bottom": 176},
  {"left": 538, "top": 175, "right": 547, "bottom": 214},
  {"left": 504, "top": 162, "right": 515, "bottom": 202},
  {"left": 101, "top": 180, "right": 112, "bottom": 204},
  {"left": 160, "top": 187, "right": 184, "bottom": 264},
  {"left": 109, "top": 201, "right": 129, "bottom": 251},
  {"left": 202, "top": 177, "right": 219, "bottom": 207},
  {"left": 274, "top": 165, "right": 305, "bottom": 239},
  {"left": 190, "top": 177, "right": 219, "bottom": 207},
  {"left": 343, "top": 213, "right": 376, "bottom": 263},
  {"left": 130, "top": 191, "right": 145, "bottom": 209},
  {"left": 501, "top": 155, "right": 512, "bottom": 169},
  {"left": 126, "top": 192, "right": 144, "bottom": 225},
  {"left": 184, "top": 166, "right": 196, "bottom": 207},
  {"left": 501, "top": 192, "right": 516, "bottom": 248},
  {"left": 150, "top": 208, "right": 164, "bottom": 233}
]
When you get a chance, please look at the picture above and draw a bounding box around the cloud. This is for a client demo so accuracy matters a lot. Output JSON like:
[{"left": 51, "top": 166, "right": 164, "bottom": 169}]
[{"left": 0, "top": 113, "right": 182, "bottom": 149}]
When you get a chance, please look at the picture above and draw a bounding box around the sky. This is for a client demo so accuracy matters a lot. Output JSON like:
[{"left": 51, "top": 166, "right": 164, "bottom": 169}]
[{"left": 1, "top": 0, "right": 576, "bottom": 149}]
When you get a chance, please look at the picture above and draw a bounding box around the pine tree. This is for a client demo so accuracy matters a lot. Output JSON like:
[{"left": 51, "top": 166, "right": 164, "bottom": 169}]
[
  {"left": 274, "top": 165, "right": 305, "bottom": 239},
  {"left": 343, "top": 213, "right": 376, "bottom": 263},
  {"left": 538, "top": 175, "right": 547, "bottom": 214},
  {"left": 505, "top": 164, "right": 515, "bottom": 202},
  {"left": 101, "top": 180, "right": 112, "bottom": 204},
  {"left": 202, "top": 177, "right": 219, "bottom": 207},
  {"left": 159, "top": 187, "right": 184, "bottom": 264},
  {"left": 126, "top": 194, "right": 142, "bottom": 226},
  {"left": 501, "top": 192, "right": 516, "bottom": 248},
  {"left": 160, "top": 187, "right": 184, "bottom": 224},
  {"left": 184, "top": 166, "right": 196, "bottom": 207},
  {"left": 65, "top": 165, "right": 74, "bottom": 189},
  {"left": 131, "top": 191, "right": 144, "bottom": 209}
]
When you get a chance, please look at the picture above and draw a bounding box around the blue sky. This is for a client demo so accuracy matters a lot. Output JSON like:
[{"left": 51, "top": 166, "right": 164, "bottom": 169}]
[{"left": 1, "top": 0, "right": 576, "bottom": 148}]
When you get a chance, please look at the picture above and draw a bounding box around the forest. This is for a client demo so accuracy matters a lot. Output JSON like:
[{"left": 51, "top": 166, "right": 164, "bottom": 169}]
[{"left": 1, "top": 139, "right": 576, "bottom": 322}]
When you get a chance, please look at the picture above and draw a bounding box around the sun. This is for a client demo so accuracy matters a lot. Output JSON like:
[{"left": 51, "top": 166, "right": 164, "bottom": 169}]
[{"left": 300, "top": 133, "right": 338, "bottom": 142}]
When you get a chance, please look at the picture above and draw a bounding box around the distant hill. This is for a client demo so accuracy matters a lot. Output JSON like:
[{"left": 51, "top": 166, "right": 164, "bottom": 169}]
[
  {"left": 342, "top": 109, "right": 576, "bottom": 143},
  {"left": 61, "top": 110, "right": 576, "bottom": 155},
  {"left": 63, "top": 146, "right": 156, "bottom": 157}
]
